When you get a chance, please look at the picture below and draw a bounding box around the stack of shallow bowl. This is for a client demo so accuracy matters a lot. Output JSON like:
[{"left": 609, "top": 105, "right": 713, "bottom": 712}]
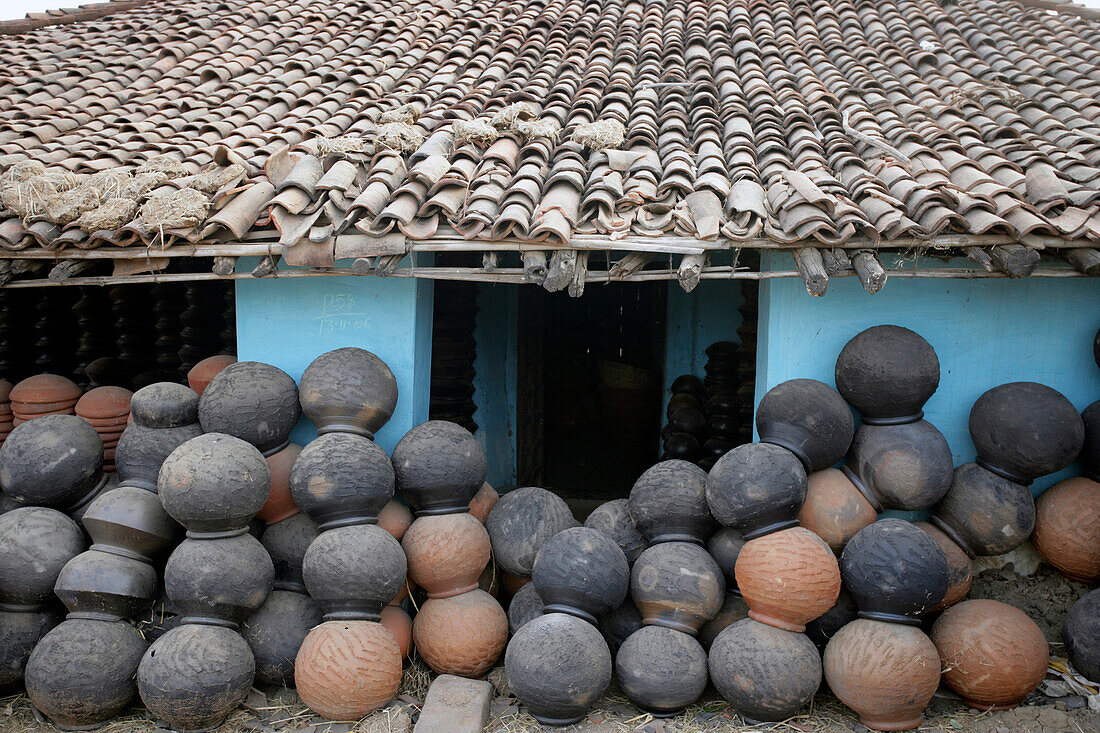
[
  {"left": 0, "top": 380, "right": 12, "bottom": 447},
  {"left": 75, "top": 387, "right": 133, "bottom": 473},
  {"left": 10, "top": 374, "right": 81, "bottom": 426}
]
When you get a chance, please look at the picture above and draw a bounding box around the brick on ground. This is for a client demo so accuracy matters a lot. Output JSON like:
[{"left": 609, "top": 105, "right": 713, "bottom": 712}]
[{"left": 413, "top": 674, "right": 493, "bottom": 733}]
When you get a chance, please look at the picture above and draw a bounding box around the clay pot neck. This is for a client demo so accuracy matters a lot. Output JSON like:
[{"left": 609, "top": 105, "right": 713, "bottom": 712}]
[
  {"left": 274, "top": 579, "right": 307, "bottom": 593},
  {"left": 317, "top": 422, "right": 374, "bottom": 439},
  {"left": 646, "top": 532, "right": 705, "bottom": 546},
  {"left": 928, "top": 516, "right": 976, "bottom": 558},
  {"left": 637, "top": 705, "right": 683, "bottom": 719},
  {"left": 0, "top": 600, "right": 46, "bottom": 613},
  {"left": 315, "top": 515, "right": 379, "bottom": 532},
  {"left": 414, "top": 504, "right": 474, "bottom": 517},
  {"left": 118, "top": 477, "right": 158, "bottom": 493},
  {"left": 643, "top": 617, "right": 700, "bottom": 636},
  {"left": 856, "top": 610, "right": 923, "bottom": 627},
  {"left": 260, "top": 439, "right": 292, "bottom": 458},
  {"left": 543, "top": 603, "right": 598, "bottom": 626},
  {"left": 321, "top": 608, "right": 383, "bottom": 623},
  {"left": 975, "top": 457, "right": 1031, "bottom": 487},
  {"left": 177, "top": 615, "right": 240, "bottom": 630},
  {"left": 861, "top": 412, "right": 923, "bottom": 426},
  {"left": 757, "top": 427, "right": 812, "bottom": 473},
  {"left": 66, "top": 473, "right": 111, "bottom": 515},
  {"left": 742, "top": 518, "right": 799, "bottom": 542},
  {"left": 65, "top": 610, "right": 124, "bottom": 623},
  {"left": 90, "top": 542, "right": 153, "bottom": 565},
  {"left": 841, "top": 465, "right": 884, "bottom": 513},
  {"left": 185, "top": 527, "right": 250, "bottom": 540},
  {"left": 530, "top": 712, "right": 585, "bottom": 726}
]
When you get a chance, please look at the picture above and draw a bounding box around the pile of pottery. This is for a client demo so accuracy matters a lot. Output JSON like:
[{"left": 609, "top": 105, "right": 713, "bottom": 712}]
[
  {"left": 660, "top": 343, "right": 743, "bottom": 470},
  {"left": 9, "top": 374, "right": 81, "bottom": 425},
  {"left": 75, "top": 386, "right": 133, "bottom": 472}
]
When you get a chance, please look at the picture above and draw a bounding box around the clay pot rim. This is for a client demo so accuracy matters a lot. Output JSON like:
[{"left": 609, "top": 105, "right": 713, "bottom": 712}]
[
  {"left": 860, "top": 412, "right": 924, "bottom": 426},
  {"left": 975, "top": 457, "right": 1032, "bottom": 487},
  {"left": 313, "top": 514, "right": 380, "bottom": 532},
  {"left": 543, "top": 602, "right": 598, "bottom": 625},
  {"left": 316, "top": 421, "right": 375, "bottom": 439},
  {"left": 742, "top": 518, "right": 799, "bottom": 541},
  {"left": 857, "top": 610, "right": 924, "bottom": 626},
  {"left": 928, "top": 516, "right": 976, "bottom": 558},
  {"left": 641, "top": 618, "right": 700, "bottom": 636},
  {"left": 425, "top": 581, "right": 480, "bottom": 600},
  {"left": 841, "top": 465, "right": 885, "bottom": 513},
  {"left": 12, "top": 399, "right": 79, "bottom": 414},
  {"left": 646, "top": 533, "right": 705, "bottom": 546}
]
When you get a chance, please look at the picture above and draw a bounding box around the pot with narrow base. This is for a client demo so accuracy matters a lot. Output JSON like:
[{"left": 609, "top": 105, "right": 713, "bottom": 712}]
[
  {"left": 616, "top": 626, "right": 707, "bottom": 717},
  {"left": 631, "top": 542, "right": 724, "bottom": 635},
  {"left": 532, "top": 527, "right": 629, "bottom": 624}
]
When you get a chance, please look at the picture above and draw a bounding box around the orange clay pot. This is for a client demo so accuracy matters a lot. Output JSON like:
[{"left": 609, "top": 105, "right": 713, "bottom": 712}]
[
  {"left": 75, "top": 386, "right": 132, "bottom": 420},
  {"left": 257, "top": 443, "right": 302, "bottom": 524},
  {"left": 915, "top": 522, "right": 971, "bottom": 611},
  {"left": 735, "top": 527, "right": 841, "bottom": 632},
  {"left": 378, "top": 499, "right": 413, "bottom": 541},
  {"left": 931, "top": 599, "right": 1049, "bottom": 710},
  {"left": 1032, "top": 477, "right": 1100, "bottom": 584},
  {"left": 295, "top": 620, "right": 402, "bottom": 720},
  {"left": 824, "top": 619, "right": 941, "bottom": 731},
  {"left": 412, "top": 590, "right": 507, "bottom": 678},
  {"left": 381, "top": 605, "right": 412, "bottom": 659},
  {"left": 798, "top": 469, "right": 877, "bottom": 554},
  {"left": 468, "top": 482, "right": 499, "bottom": 523},
  {"left": 186, "top": 355, "right": 237, "bottom": 397},
  {"left": 502, "top": 571, "right": 530, "bottom": 595},
  {"left": 10, "top": 375, "right": 81, "bottom": 406},
  {"left": 403, "top": 513, "right": 491, "bottom": 599}
]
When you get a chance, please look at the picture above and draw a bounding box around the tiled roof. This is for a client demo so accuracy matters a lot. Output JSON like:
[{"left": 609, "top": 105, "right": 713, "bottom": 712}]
[{"left": 2, "top": 0, "right": 1100, "bottom": 271}]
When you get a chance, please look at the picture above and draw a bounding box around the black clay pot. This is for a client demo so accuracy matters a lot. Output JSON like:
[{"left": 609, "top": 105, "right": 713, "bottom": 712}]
[
  {"left": 289, "top": 433, "right": 394, "bottom": 529},
  {"left": 116, "top": 383, "right": 202, "bottom": 493},
  {"left": 709, "top": 618, "right": 822, "bottom": 722},
  {"left": 704, "top": 394, "right": 738, "bottom": 418},
  {"left": 159, "top": 433, "right": 271, "bottom": 537},
  {"left": 631, "top": 542, "right": 724, "bottom": 635},
  {"left": 665, "top": 433, "right": 701, "bottom": 461},
  {"left": 1081, "top": 401, "right": 1099, "bottom": 482},
  {"left": 0, "top": 415, "right": 106, "bottom": 513},
  {"left": 486, "top": 487, "right": 577, "bottom": 578},
  {"left": 705, "top": 443, "right": 807, "bottom": 540},
  {"left": 261, "top": 513, "right": 320, "bottom": 592},
  {"left": 629, "top": 460, "right": 715, "bottom": 545},
  {"left": 843, "top": 421, "right": 953, "bottom": 511},
  {"left": 668, "top": 408, "right": 706, "bottom": 436},
  {"left": 302, "top": 523, "right": 406, "bottom": 621},
  {"left": 932, "top": 463, "right": 1036, "bottom": 557},
  {"left": 835, "top": 325, "right": 940, "bottom": 423},
  {"left": 707, "top": 527, "right": 745, "bottom": 590},
  {"left": 667, "top": 393, "right": 702, "bottom": 418},
  {"left": 698, "top": 592, "right": 750, "bottom": 649},
  {"left": 505, "top": 612, "right": 612, "bottom": 726},
  {"left": 242, "top": 589, "right": 322, "bottom": 687},
  {"left": 25, "top": 618, "right": 147, "bottom": 730},
  {"left": 584, "top": 499, "right": 646, "bottom": 564},
  {"left": 756, "top": 379, "right": 854, "bottom": 472},
  {"left": 532, "top": 527, "right": 629, "bottom": 624},
  {"left": 54, "top": 549, "right": 157, "bottom": 620},
  {"left": 0, "top": 607, "right": 62, "bottom": 689},
  {"left": 840, "top": 519, "right": 948, "bottom": 624},
  {"left": 969, "top": 382, "right": 1085, "bottom": 484},
  {"left": 0, "top": 508, "right": 85, "bottom": 609},
  {"left": 129, "top": 383, "right": 199, "bottom": 428},
  {"left": 81, "top": 486, "right": 180, "bottom": 563},
  {"left": 392, "top": 421, "right": 487, "bottom": 516},
  {"left": 507, "top": 581, "right": 544, "bottom": 635},
  {"left": 670, "top": 375, "right": 704, "bottom": 400},
  {"left": 806, "top": 588, "right": 859, "bottom": 649},
  {"left": 599, "top": 600, "right": 642, "bottom": 656},
  {"left": 298, "top": 347, "right": 398, "bottom": 438},
  {"left": 164, "top": 533, "right": 274, "bottom": 627},
  {"left": 137, "top": 624, "right": 255, "bottom": 733},
  {"left": 198, "top": 361, "right": 300, "bottom": 455},
  {"left": 1064, "top": 588, "right": 1100, "bottom": 682},
  {"left": 617, "top": 626, "right": 708, "bottom": 716}
]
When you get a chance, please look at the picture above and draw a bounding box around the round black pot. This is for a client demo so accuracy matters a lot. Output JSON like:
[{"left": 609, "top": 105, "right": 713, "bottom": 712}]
[
  {"left": 629, "top": 459, "right": 715, "bottom": 545},
  {"left": 616, "top": 626, "right": 707, "bottom": 717},
  {"left": 532, "top": 527, "right": 629, "bottom": 624},
  {"left": 198, "top": 361, "right": 300, "bottom": 455},
  {"left": 485, "top": 487, "right": 577, "bottom": 578},
  {"left": 298, "top": 347, "right": 398, "bottom": 438},
  {"left": 705, "top": 443, "right": 807, "bottom": 540},
  {"left": 392, "top": 421, "right": 487, "bottom": 516},
  {"left": 755, "top": 379, "right": 854, "bottom": 472},
  {"left": 834, "top": 325, "right": 940, "bottom": 423},
  {"left": 289, "top": 433, "right": 395, "bottom": 529}
]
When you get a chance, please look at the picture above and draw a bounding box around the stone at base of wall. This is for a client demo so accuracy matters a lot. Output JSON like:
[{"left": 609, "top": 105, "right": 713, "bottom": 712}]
[{"left": 414, "top": 674, "right": 494, "bottom": 733}]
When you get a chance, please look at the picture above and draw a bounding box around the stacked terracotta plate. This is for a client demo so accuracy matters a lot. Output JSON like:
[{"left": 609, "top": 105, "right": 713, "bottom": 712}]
[
  {"left": 75, "top": 386, "right": 133, "bottom": 472},
  {"left": 10, "top": 374, "right": 82, "bottom": 426},
  {"left": 0, "top": 380, "right": 12, "bottom": 446}
]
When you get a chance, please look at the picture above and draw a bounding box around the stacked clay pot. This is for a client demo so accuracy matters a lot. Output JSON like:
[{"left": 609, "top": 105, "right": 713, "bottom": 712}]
[
  {"left": 185, "top": 354, "right": 236, "bottom": 396},
  {"left": 9, "top": 374, "right": 81, "bottom": 425},
  {"left": 824, "top": 519, "right": 949, "bottom": 731},
  {"left": 75, "top": 386, "right": 133, "bottom": 473},
  {"left": 0, "top": 379, "right": 12, "bottom": 447},
  {"left": 396, "top": 420, "right": 507, "bottom": 679},
  {"left": 114, "top": 383, "right": 203, "bottom": 494},
  {"left": 486, "top": 485, "right": 577, "bottom": 581},
  {"left": 137, "top": 433, "right": 274, "bottom": 732},
  {"left": 291, "top": 347, "right": 405, "bottom": 720}
]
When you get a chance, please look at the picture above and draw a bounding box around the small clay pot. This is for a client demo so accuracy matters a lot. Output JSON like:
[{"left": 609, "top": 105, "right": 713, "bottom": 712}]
[
  {"left": 138, "top": 624, "right": 255, "bottom": 732},
  {"left": 1064, "top": 589, "right": 1100, "bottom": 682},
  {"left": 25, "top": 617, "right": 147, "bottom": 730},
  {"left": 840, "top": 519, "right": 949, "bottom": 623},
  {"left": 468, "top": 482, "right": 499, "bottom": 523},
  {"left": 617, "top": 626, "right": 707, "bottom": 716},
  {"left": 915, "top": 522, "right": 972, "bottom": 611},
  {"left": 403, "top": 513, "right": 491, "bottom": 599},
  {"left": 931, "top": 463, "right": 1035, "bottom": 557},
  {"left": 668, "top": 408, "right": 706, "bottom": 436},
  {"left": 969, "top": 382, "right": 1084, "bottom": 484},
  {"left": 296, "top": 620, "right": 402, "bottom": 719},
  {"left": 242, "top": 589, "right": 322, "bottom": 687},
  {"left": 302, "top": 524, "right": 406, "bottom": 621},
  {"left": 54, "top": 549, "right": 158, "bottom": 620},
  {"left": 0, "top": 607, "right": 62, "bottom": 689},
  {"left": 378, "top": 498, "right": 413, "bottom": 540},
  {"left": 835, "top": 325, "right": 940, "bottom": 423},
  {"left": 258, "top": 443, "right": 302, "bottom": 524},
  {"left": 485, "top": 487, "right": 577, "bottom": 578},
  {"left": 844, "top": 421, "right": 953, "bottom": 511},
  {"left": 756, "top": 378, "right": 854, "bottom": 472},
  {"left": 393, "top": 421, "right": 488, "bottom": 516},
  {"left": 584, "top": 498, "right": 646, "bottom": 564},
  {"left": 599, "top": 600, "right": 643, "bottom": 656},
  {"left": 698, "top": 592, "right": 750, "bottom": 650},
  {"left": 735, "top": 527, "right": 840, "bottom": 632},
  {"left": 81, "top": 486, "right": 180, "bottom": 563},
  {"left": 381, "top": 604, "right": 412, "bottom": 659},
  {"left": 705, "top": 443, "right": 807, "bottom": 539},
  {"left": 0, "top": 415, "right": 105, "bottom": 512},
  {"left": 805, "top": 589, "right": 858, "bottom": 650},
  {"left": 412, "top": 589, "right": 507, "bottom": 678},
  {"left": 628, "top": 460, "right": 716, "bottom": 544},
  {"left": 186, "top": 355, "right": 236, "bottom": 396},
  {"left": 298, "top": 347, "right": 398, "bottom": 438},
  {"left": 164, "top": 533, "right": 274, "bottom": 627},
  {"left": 707, "top": 527, "right": 745, "bottom": 589},
  {"left": 667, "top": 392, "right": 702, "bottom": 417},
  {"left": 0, "top": 508, "right": 85, "bottom": 609},
  {"left": 824, "top": 618, "right": 940, "bottom": 731},
  {"left": 261, "top": 513, "right": 320, "bottom": 592},
  {"left": 798, "top": 468, "right": 877, "bottom": 553},
  {"left": 1082, "top": 401, "right": 1099, "bottom": 481},
  {"left": 670, "top": 374, "right": 704, "bottom": 399},
  {"left": 198, "top": 361, "right": 301, "bottom": 454},
  {"left": 289, "top": 433, "right": 395, "bottom": 530},
  {"left": 1032, "top": 477, "right": 1100, "bottom": 584},
  {"left": 505, "top": 612, "right": 612, "bottom": 725},
  {"left": 709, "top": 619, "right": 821, "bottom": 722},
  {"left": 532, "top": 527, "right": 629, "bottom": 623},
  {"left": 508, "top": 582, "right": 545, "bottom": 635},
  {"left": 932, "top": 599, "right": 1049, "bottom": 710},
  {"left": 115, "top": 384, "right": 202, "bottom": 492},
  {"left": 632, "top": 542, "right": 724, "bottom": 635},
  {"left": 158, "top": 433, "right": 271, "bottom": 536}
]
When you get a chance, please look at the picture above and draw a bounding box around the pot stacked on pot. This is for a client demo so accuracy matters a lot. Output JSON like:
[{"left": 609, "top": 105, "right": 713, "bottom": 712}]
[
  {"left": 9, "top": 374, "right": 81, "bottom": 425},
  {"left": 487, "top": 485, "right": 577, "bottom": 593},
  {"left": 75, "top": 386, "right": 133, "bottom": 473},
  {"left": 582, "top": 498, "right": 646, "bottom": 654}
]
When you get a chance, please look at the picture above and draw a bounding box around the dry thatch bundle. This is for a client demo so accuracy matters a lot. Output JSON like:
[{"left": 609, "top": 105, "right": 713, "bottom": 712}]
[
  {"left": 315, "top": 135, "right": 367, "bottom": 155},
  {"left": 491, "top": 102, "right": 539, "bottom": 130},
  {"left": 140, "top": 187, "right": 210, "bottom": 230},
  {"left": 190, "top": 163, "right": 245, "bottom": 193},
  {"left": 379, "top": 102, "right": 420, "bottom": 125},
  {"left": 75, "top": 197, "right": 139, "bottom": 232},
  {"left": 375, "top": 122, "right": 425, "bottom": 153},
  {"left": 135, "top": 154, "right": 188, "bottom": 179},
  {"left": 517, "top": 118, "right": 561, "bottom": 142},
  {"left": 571, "top": 119, "right": 625, "bottom": 150},
  {"left": 453, "top": 119, "right": 499, "bottom": 145}
]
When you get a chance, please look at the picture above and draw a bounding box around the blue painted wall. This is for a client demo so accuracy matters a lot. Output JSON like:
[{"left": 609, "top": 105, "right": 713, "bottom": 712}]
[
  {"left": 235, "top": 257, "right": 434, "bottom": 454},
  {"left": 663, "top": 280, "right": 743, "bottom": 413},
  {"left": 472, "top": 284, "right": 518, "bottom": 488},
  {"left": 756, "top": 251, "right": 1100, "bottom": 496}
]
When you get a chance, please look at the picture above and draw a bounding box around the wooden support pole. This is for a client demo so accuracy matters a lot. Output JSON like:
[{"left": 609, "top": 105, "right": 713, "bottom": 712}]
[
  {"left": 568, "top": 251, "right": 589, "bottom": 298},
  {"left": 482, "top": 251, "right": 498, "bottom": 272},
  {"left": 851, "top": 250, "right": 887, "bottom": 294},
  {"left": 48, "top": 259, "right": 97, "bottom": 282},
  {"left": 10, "top": 259, "right": 46, "bottom": 275},
  {"left": 677, "top": 253, "right": 707, "bottom": 292},
  {"left": 543, "top": 250, "right": 576, "bottom": 292},
  {"left": 964, "top": 246, "right": 994, "bottom": 271},
  {"left": 522, "top": 251, "right": 547, "bottom": 284},
  {"left": 1062, "top": 248, "right": 1100, "bottom": 276},
  {"left": 375, "top": 254, "right": 403, "bottom": 276},
  {"left": 987, "top": 244, "right": 1040, "bottom": 278},
  {"left": 821, "top": 248, "right": 852, "bottom": 276},
  {"left": 212, "top": 256, "right": 237, "bottom": 276},
  {"left": 792, "top": 247, "right": 829, "bottom": 296},
  {"left": 609, "top": 252, "right": 654, "bottom": 279},
  {"left": 351, "top": 257, "right": 373, "bottom": 274},
  {"left": 0, "top": 260, "right": 10, "bottom": 287},
  {"left": 250, "top": 254, "right": 279, "bottom": 278}
]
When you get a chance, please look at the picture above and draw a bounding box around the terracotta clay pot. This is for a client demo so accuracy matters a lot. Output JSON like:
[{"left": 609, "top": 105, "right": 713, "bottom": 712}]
[
  {"left": 599, "top": 600, "right": 643, "bottom": 656},
  {"left": 617, "top": 626, "right": 707, "bottom": 716},
  {"left": 843, "top": 421, "right": 953, "bottom": 511},
  {"left": 735, "top": 527, "right": 840, "bottom": 632},
  {"left": 403, "top": 512, "right": 491, "bottom": 599},
  {"left": 378, "top": 499, "right": 413, "bottom": 541},
  {"left": 302, "top": 523, "right": 406, "bottom": 621},
  {"left": 501, "top": 571, "right": 530, "bottom": 595},
  {"left": 1064, "top": 589, "right": 1100, "bottom": 682},
  {"left": 10, "top": 374, "right": 81, "bottom": 408},
  {"left": 54, "top": 549, "right": 158, "bottom": 620},
  {"left": 242, "top": 589, "right": 322, "bottom": 687},
  {"left": 1032, "top": 477, "right": 1100, "bottom": 584},
  {"left": 631, "top": 542, "right": 724, "bottom": 635},
  {"left": 798, "top": 468, "right": 876, "bottom": 553},
  {"left": 289, "top": 433, "right": 395, "bottom": 530},
  {"left": 298, "top": 347, "right": 398, "bottom": 438},
  {"left": 507, "top": 582, "right": 544, "bottom": 635},
  {"left": 257, "top": 443, "right": 302, "bottom": 524},
  {"left": 505, "top": 612, "right": 612, "bottom": 725},
  {"left": 932, "top": 463, "right": 1035, "bottom": 557},
  {"left": 412, "top": 589, "right": 507, "bottom": 677},
  {"left": 0, "top": 607, "right": 62, "bottom": 689},
  {"left": 755, "top": 378, "right": 854, "bottom": 472},
  {"left": 114, "top": 383, "right": 202, "bottom": 492},
  {"left": 628, "top": 460, "right": 715, "bottom": 545},
  {"left": 1082, "top": 401, "right": 1099, "bottom": 481},
  {"left": 585, "top": 498, "right": 646, "bottom": 564},
  {"left": 198, "top": 361, "right": 301, "bottom": 455},
  {"left": 0, "top": 415, "right": 105, "bottom": 513},
  {"left": 468, "top": 482, "right": 498, "bottom": 523},
  {"left": 81, "top": 485, "right": 180, "bottom": 563},
  {"left": 186, "top": 355, "right": 236, "bottom": 396},
  {"left": 485, "top": 486, "right": 577, "bottom": 578},
  {"left": 25, "top": 617, "right": 147, "bottom": 730},
  {"left": 698, "top": 592, "right": 750, "bottom": 649},
  {"left": 261, "top": 513, "right": 319, "bottom": 592},
  {"left": 164, "top": 533, "right": 274, "bottom": 627},
  {"left": 707, "top": 526, "right": 745, "bottom": 590},
  {"left": 532, "top": 527, "right": 629, "bottom": 623},
  {"left": 705, "top": 443, "right": 807, "bottom": 539},
  {"left": 0, "top": 508, "right": 85, "bottom": 609},
  {"left": 709, "top": 619, "right": 821, "bottom": 722},
  {"left": 75, "top": 386, "right": 131, "bottom": 420},
  {"left": 841, "top": 519, "right": 948, "bottom": 623},
  {"left": 932, "top": 599, "right": 1049, "bottom": 710},
  {"left": 138, "top": 624, "right": 255, "bottom": 732},
  {"left": 824, "top": 618, "right": 941, "bottom": 731},
  {"left": 381, "top": 604, "right": 412, "bottom": 659},
  {"left": 393, "top": 421, "right": 488, "bottom": 516},
  {"left": 835, "top": 325, "right": 940, "bottom": 423},
  {"left": 296, "top": 620, "right": 401, "bottom": 719},
  {"left": 805, "top": 589, "right": 858, "bottom": 650},
  {"left": 915, "top": 522, "right": 972, "bottom": 611}
]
